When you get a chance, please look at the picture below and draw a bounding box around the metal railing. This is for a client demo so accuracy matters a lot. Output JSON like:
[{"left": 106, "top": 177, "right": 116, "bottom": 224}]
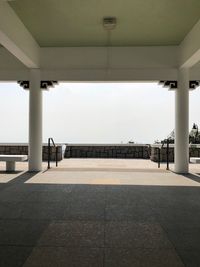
[
  {"left": 166, "top": 139, "right": 169, "bottom": 170},
  {"left": 47, "top": 137, "right": 58, "bottom": 169},
  {"left": 157, "top": 139, "right": 170, "bottom": 170}
]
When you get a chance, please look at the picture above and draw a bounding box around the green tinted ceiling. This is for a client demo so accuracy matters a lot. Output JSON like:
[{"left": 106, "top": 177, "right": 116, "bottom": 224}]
[{"left": 9, "top": 0, "right": 200, "bottom": 47}]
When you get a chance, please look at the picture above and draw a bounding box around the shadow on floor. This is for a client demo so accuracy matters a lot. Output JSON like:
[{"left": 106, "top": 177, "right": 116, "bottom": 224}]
[
  {"left": 0, "top": 171, "right": 40, "bottom": 195},
  {"left": 182, "top": 172, "right": 200, "bottom": 184},
  {"left": 0, "top": 172, "right": 200, "bottom": 266},
  {"left": 0, "top": 171, "right": 51, "bottom": 267}
]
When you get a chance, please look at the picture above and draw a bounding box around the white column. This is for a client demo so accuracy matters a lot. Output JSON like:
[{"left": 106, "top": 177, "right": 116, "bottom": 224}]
[
  {"left": 174, "top": 68, "right": 189, "bottom": 174},
  {"left": 29, "top": 69, "right": 43, "bottom": 171}
]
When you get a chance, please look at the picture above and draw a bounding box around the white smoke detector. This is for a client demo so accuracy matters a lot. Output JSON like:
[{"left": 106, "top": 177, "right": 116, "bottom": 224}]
[{"left": 103, "top": 17, "right": 117, "bottom": 30}]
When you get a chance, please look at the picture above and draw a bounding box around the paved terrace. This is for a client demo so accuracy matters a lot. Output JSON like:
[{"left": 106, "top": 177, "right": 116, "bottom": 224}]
[{"left": 0, "top": 159, "right": 200, "bottom": 267}]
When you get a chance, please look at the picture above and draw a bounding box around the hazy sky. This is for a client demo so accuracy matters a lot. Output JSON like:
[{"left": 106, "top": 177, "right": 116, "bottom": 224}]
[{"left": 0, "top": 82, "right": 200, "bottom": 144}]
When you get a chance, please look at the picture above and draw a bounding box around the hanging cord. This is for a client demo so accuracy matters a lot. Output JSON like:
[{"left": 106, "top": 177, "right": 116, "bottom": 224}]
[
  {"left": 103, "top": 17, "right": 116, "bottom": 80},
  {"left": 105, "top": 30, "right": 111, "bottom": 80}
]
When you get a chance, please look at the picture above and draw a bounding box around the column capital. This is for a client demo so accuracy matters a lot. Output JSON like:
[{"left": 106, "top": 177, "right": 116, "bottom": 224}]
[
  {"left": 159, "top": 80, "right": 178, "bottom": 90},
  {"left": 159, "top": 80, "right": 200, "bottom": 91},
  {"left": 17, "top": 80, "right": 30, "bottom": 89},
  {"left": 189, "top": 80, "right": 200, "bottom": 90},
  {"left": 40, "top": 81, "right": 58, "bottom": 89},
  {"left": 17, "top": 80, "right": 58, "bottom": 90}
]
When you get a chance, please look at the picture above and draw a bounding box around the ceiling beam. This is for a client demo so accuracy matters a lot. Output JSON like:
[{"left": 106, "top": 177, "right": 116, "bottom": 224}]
[
  {"left": 0, "top": 1, "right": 40, "bottom": 68},
  {"left": 40, "top": 47, "right": 178, "bottom": 69},
  {"left": 179, "top": 18, "right": 200, "bottom": 68}
]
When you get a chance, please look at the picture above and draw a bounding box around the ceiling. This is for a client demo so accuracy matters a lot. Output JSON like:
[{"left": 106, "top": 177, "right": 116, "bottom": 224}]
[{"left": 9, "top": 0, "right": 200, "bottom": 47}]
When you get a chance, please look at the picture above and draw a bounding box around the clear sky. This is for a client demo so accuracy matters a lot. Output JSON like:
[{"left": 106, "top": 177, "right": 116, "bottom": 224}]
[{"left": 0, "top": 82, "right": 200, "bottom": 144}]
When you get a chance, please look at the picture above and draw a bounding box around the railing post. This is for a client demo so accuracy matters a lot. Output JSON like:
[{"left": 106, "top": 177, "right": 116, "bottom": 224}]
[
  {"left": 47, "top": 138, "right": 58, "bottom": 169},
  {"left": 166, "top": 139, "right": 169, "bottom": 170},
  {"left": 48, "top": 138, "right": 51, "bottom": 169},
  {"left": 56, "top": 146, "right": 58, "bottom": 167},
  {"left": 189, "top": 144, "right": 191, "bottom": 163},
  {"left": 158, "top": 148, "right": 161, "bottom": 168}
]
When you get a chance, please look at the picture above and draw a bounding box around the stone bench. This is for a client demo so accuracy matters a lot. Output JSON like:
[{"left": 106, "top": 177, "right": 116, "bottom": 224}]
[
  {"left": 190, "top": 157, "right": 200, "bottom": 164},
  {"left": 0, "top": 155, "right": 28, "bottom": 171}
]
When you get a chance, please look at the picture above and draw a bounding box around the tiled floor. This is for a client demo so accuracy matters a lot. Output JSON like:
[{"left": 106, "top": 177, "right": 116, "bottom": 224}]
[{"left": 0, "top": 159, "right": 200, "bottom": 266}]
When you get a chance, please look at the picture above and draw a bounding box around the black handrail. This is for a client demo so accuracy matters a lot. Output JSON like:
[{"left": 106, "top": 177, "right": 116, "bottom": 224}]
[
  {"left": 157, "top": 141, "right": 165, "bottom": 168},
  {"left": 166, "top": 139, "right": 169, "bottom": 170},
  {"left": 47, "top": 137, "right": 58, "bottom": 169},
  {"left": 157, "top": 147, "right": 161, "bottom": 168},
  {"left": 157, "top": 139, "right": 169, "bottom": 170}
]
